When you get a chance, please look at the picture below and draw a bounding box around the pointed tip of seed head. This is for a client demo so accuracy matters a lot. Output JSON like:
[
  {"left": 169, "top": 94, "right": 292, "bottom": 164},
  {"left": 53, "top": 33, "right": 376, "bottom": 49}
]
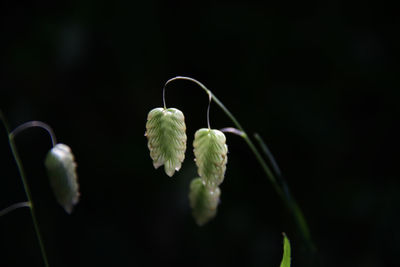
[
  {"left": 165, "top": 160, "right": 177, "bottom": 177},
  {"left": 166, "top": 171, "right": 174, "bottom": 177}
]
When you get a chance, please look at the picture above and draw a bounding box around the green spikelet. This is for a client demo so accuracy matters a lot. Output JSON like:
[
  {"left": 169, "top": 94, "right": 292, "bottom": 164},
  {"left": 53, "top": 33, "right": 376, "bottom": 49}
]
[
  {"left": 189, "top": 178, "right": 220, "bottom": 226},
  {"left": 44, "top": 143, "right": 80, "bottom": 214},
  {"left": 145, "top": 107, "right": 187, "bottom": 177},
  {"left": 193, "top": 128, "right": 228, "bottom": 188}
]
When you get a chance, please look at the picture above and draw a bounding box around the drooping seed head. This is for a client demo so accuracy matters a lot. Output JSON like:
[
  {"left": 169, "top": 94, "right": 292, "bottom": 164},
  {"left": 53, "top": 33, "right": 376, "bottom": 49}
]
[
  {"left": 44, "top": 143, "right": 80, "bottom": 214},
  {"left": 188, "top": 177, "right": 221, "bottom": 226},
  {"left": 193, "top": 128, "right": 228, "bottom": 188},
  {"left": 145, "top": 107, "right": 187, "bottom": 177}
]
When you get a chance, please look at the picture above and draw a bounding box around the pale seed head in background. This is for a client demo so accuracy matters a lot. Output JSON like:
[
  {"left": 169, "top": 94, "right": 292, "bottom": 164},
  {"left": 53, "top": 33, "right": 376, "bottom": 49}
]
[
  {"left": 188, "top": 177, "right": 221, "bottom": 226},
  {"left": 44, "top": 143, "right": 79, "bottom": 214}
]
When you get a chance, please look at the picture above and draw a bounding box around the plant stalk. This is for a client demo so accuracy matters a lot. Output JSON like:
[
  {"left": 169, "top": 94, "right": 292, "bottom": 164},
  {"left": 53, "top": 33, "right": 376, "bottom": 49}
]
[
  {"left": 255, "top": 133, "right": 314, "bottom": 251},
  {"left": 0, "top": 111, "right": 50, "bottom": 267},
  {"left": 0, "top": 201, "right": 31, "bottom": 217},
  {"left": 164, "top": 76, "right": 314, "bottom": 250}
]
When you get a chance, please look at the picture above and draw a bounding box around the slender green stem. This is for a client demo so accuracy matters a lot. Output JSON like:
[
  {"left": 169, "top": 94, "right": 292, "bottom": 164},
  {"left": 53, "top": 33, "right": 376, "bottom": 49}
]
[
  {"left": 10, "top": 121, "right": 57, "bottom": 147},
  {"left": 164, "top": 76, "right": 314, "bottom": 250},
  {"left": 0, "top": 111, "right": 50, "bottom": 267},
  {"left": 0, "top": 201, "right": 31, "bottom": 217},
  {"left": 255, "top": 133, "right": 314, "bottom": 251},
  {"left": 220, "top": 127, "right": 245, "bottom": 137}
]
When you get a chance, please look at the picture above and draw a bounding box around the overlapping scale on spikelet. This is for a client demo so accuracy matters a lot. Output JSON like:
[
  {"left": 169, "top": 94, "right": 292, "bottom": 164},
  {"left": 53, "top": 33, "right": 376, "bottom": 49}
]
[
  {"left": 188, "top": 178, "right": 221, "bottom": 226},
  {"left": 145, "top": 107, "right": 187, "bottom": 177},
  {"left": 45, "top": 143, "right": 80, "bottom": 214},
  {"left": 193, "top": 128, "right": 228, "bottom": 188}
]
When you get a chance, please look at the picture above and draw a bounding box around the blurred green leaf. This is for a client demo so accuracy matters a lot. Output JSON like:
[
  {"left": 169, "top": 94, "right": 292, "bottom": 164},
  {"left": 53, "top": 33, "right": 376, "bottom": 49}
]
[{"left": 280, "top": 233, "right": 291, "bottom": 267}]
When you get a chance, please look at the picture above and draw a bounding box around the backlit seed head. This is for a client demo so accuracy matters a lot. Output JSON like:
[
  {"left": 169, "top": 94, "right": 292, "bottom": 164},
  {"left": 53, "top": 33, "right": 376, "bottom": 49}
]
[
  {"left": 193, "top": 128, "right": 228, "bottom": 188},
  {"left": 188, "top": 177, "right": 221, "bottom": 226},
  {"left": 45, "top": 143, "right": 80, "bottom": 214},
  {"left": 145, "top": 107, "right": 187, "bottom": 177}
]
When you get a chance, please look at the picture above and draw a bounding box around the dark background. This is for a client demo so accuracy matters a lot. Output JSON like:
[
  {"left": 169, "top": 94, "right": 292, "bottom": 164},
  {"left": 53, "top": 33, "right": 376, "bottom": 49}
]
[{"left": 0, "top": 1, "right": 398, "bottom": 266}]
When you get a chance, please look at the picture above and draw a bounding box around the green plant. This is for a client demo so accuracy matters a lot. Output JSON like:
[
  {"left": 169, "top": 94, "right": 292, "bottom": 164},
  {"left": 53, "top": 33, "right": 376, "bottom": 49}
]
[
  {"left": 1, "top": 76, "right": 298, "bottom": 266},
  {"left": 0, "top": 111, "right": 79, "bottom": 267},
  {"left": 145, "top": 107, "right": 187, "bottom": 177},
  {"left": 145, "top": 76, "right": 314, "bottom": 251},
  {"left": 280, "top": 233, "right": 291, "bottom": 267}
]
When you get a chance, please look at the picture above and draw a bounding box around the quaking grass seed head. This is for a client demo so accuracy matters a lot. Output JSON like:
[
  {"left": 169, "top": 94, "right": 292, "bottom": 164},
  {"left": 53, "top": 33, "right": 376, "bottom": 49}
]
[
  {"left": 44, "top": 143, "right": 80, "bottom": 214},
  {"left": 188, "top": 177, "right": 221, "bottom": 226},
  {"left": 193, "top": 128, "right": 228, "bottom": 188},
  {"left": 145, "top": 107, "right": 187, "bottom": 177}
]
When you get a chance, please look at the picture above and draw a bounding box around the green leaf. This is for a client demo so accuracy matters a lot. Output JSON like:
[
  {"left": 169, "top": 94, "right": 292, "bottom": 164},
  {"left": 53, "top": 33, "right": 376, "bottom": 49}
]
[
  {"left": 193, "top": 128, "right": 228, "bottom": 188},
  {"left": 280, "top": 233, "right": 291, "bottom": 267},
  {"left": 188, "top": 178, "right": 220, "bottom": 226},
  {"left": 45, "top": 143, "right": 79, "bottom": 214},
  {"left": 145, "top": 107, "right": 187, "bottom": 177}
]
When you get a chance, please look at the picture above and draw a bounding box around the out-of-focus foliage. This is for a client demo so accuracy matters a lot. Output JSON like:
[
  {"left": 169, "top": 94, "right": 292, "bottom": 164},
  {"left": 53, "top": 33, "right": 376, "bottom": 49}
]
[{"left": 280, "top": 233, "right": 291, "bottom": 267}]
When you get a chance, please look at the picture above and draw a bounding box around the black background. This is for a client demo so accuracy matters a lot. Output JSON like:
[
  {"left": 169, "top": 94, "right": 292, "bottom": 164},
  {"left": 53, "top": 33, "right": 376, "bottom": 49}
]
[{"left": 1, "top": 1, "right": 398, "bottom": 266}]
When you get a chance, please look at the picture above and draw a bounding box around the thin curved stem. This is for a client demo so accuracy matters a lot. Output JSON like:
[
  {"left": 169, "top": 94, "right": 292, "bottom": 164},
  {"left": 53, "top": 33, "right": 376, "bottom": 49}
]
[
  {"left": 163, "top": 76, "right": 314, "bottom": 250},
  {"left": 206, "top": 92, "right": 212, "bottom": 129},
  {"left": 255, "top": 133, "right": 314, "bottom": 250},
  {"left": 164, "top": 76, "right": 213, "bottom": 129},
  {"left": 163, "top": 83, "right": 167, "bottom": 109},
  {"left": 0, "top": 201, "right": 31, "bottom": 217},
  {"left": 10, "top": 120, "right": 57, "bottom": 147},
  {"left": 0, "top": 111, "right": 51, "bottom": 267},
  {"left": 220, "top": 127, "right": 246, "bottom": 137}
]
